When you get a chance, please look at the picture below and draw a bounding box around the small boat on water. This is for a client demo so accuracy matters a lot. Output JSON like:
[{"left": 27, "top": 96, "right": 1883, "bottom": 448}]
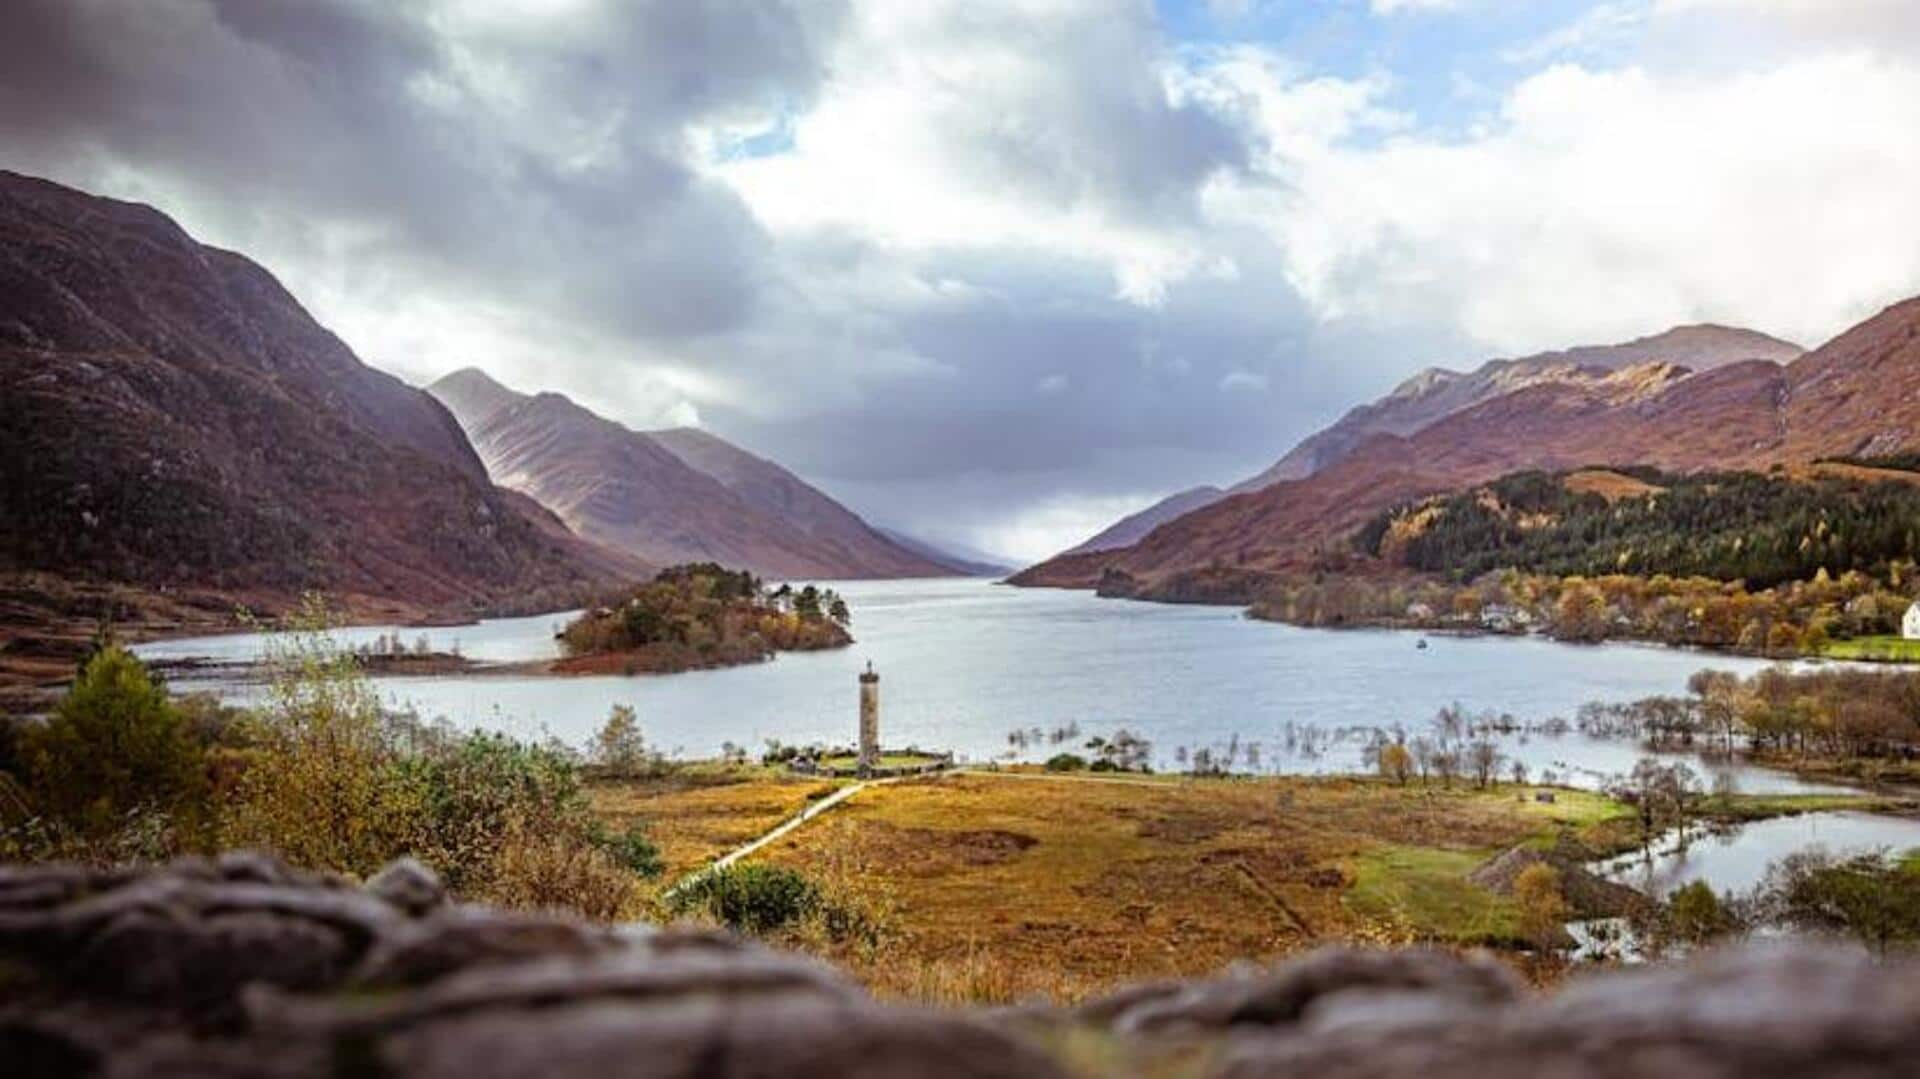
[{"left": 1416, "top": 638, "right": 1429, "bottom": 650}]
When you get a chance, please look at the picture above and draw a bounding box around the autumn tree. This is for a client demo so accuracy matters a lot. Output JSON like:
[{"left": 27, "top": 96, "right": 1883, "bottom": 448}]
[
  {"left": 1515, "top": 863, "right": 1570, "bottom": 951},
  {"left": 1377, "top": 742, "right": 1413, "bottom": 785}
]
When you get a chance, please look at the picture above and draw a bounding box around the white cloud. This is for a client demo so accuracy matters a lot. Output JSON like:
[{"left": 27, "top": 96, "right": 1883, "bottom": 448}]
[
  {"left": 704, "top": 0, "right": 1239, "bottom": 310},
  {"left": 1191, "top": 49, "right": 1920, "bottom": 352},
  {"left": 975, "top": 490, "right": 1167, "bottom": 565},
  {"left": 1036, "top": 373, "right": 1070, "bottom": 394},
  {"left": 1219, "top": 370, "right": 1269, "bottom": 393}
]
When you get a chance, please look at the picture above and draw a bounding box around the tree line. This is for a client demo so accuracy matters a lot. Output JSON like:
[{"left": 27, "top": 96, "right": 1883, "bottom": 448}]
[{"left": 1360, "top": 467, "right": 1920, "bottom": 589}]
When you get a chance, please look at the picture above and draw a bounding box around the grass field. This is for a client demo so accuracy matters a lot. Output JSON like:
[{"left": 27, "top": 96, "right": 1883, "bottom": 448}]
[
  {"left": 587, "top": 763, "right": 848, "bottom": 881},
  {"left": 1821, "top": 635, "right": 1920, "bottom": 662},
  {"left": 587, "top": 767, "right": 1899, "bottom": 1003},
  {"left": 594, "top": 768, "right": 1635, "bottom": 999}
]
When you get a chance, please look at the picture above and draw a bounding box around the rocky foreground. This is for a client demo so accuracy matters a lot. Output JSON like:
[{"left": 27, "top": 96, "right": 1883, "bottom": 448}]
[{"left": 4, "top": 855, "right": 1919, "bottom": 1078}]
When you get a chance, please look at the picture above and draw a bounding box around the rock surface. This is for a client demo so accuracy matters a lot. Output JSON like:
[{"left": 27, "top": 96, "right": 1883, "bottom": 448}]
[{"left": 5, "top": 854, "right": 1920, "bottom": 1078}]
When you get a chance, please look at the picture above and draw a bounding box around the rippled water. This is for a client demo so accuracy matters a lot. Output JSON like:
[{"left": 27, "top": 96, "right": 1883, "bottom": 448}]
[{"left": 136, "top": 578, "right": 1845, "bottom": 793}]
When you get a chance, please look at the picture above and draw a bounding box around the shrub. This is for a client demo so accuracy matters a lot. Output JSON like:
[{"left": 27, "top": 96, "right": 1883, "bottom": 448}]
[
  {"left": 669, "top": 863, "right": 820, "bottom": 935},
  {"left": 218, "top": 603, "right": 398, "bottom": 875},
  {"left": 1756, "top": 850, "right": 1920, "bottom": 955},
  {"left": 19, "top": 646, "right": 207, "bottom": 842},
  {"left": 599, "top": 823, "right": 665, "bottom": 878},
  {"left": 482, "top": 818, "right": 637, "bottom": 921},
  {"left": 1665, "top": 880, "right": 1737, "bottom": 944},
  {"left": 385, "top": 727, "right": 593, "bottom": 894},
  {"left": 1514, "top": 863, "right": 1569, "bottom": 951},
  {"left": 1044, "top": 753, "right": 1087, "bottom": 772}
]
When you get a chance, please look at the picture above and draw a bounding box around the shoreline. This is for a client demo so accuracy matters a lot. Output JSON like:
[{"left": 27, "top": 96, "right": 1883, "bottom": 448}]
[{"left": 1008, "top": 578, "right": 1904, "bottom": 667}]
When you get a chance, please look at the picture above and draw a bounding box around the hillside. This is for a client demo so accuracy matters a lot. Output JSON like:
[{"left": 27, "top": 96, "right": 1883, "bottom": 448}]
[
  {"left": 1059, "top": 485, "right": 1226, "bottom": 556},
  {"left": 1237, "top": 324, "right": 1805, "bottom": 491},
  {"left": 0, "top": 172, "right": 640, "bottom": 637},
  {"left": 1363, "top": 466, "right": 1920, "bottom": 588},
  {"left": 1012, "top": 298, "right": 1920, "bottom": 596},
  {"left": 429, "top": 370, "right": 952, "bottom": 580}
]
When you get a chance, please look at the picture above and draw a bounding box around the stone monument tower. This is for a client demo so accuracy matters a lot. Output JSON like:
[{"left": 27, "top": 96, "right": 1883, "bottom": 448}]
[{"left": 857, "top": 661, "right": 880, "bottom": 772}]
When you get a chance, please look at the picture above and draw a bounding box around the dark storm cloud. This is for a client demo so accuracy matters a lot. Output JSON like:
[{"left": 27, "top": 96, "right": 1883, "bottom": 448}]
[
  {"left": 0, "top": 0, "right": 846, "bottom": 339},
  {"left": 0, "top": 0, "right": 1395, "bottom": 557}
]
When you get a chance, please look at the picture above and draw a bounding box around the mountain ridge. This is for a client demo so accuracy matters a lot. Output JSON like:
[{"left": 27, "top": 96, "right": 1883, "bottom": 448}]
[
  {"left": 428, "top": 368, "right": 953, "bottom": 580},
  {"left": 1010, "top": 303, "right": 1918, "bottom": 593}
]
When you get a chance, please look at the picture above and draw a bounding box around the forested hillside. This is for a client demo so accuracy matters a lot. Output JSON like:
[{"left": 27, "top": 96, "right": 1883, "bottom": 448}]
[{"left": 1361, "top": 466, "right": 1920, "bottom": 588}]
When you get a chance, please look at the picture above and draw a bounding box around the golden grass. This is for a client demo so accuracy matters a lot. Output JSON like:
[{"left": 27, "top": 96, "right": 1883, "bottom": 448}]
[
  {"left": 1563, "top": 468, "right": 1667, "bottom": 503},
  {"left": 587, "top": 764, "right": 848, "bottom": 882},
  {"left": 724, "top": 772, "right": 1630, "bottom": 1002}
]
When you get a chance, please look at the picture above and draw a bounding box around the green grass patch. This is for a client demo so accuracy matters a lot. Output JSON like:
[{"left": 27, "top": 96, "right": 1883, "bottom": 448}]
[
  {"left": 818, "top": 753, "right": 947, "bottom": 770},
  {"left": 1821, "top": 636, "right": 1920, "bottom": 662},
  {"left": 1345, "top": 844, "right": 1517, "bottom": 943},
  {"left": 1711, "top": 792, "right": 1905, "bottom": 819}
]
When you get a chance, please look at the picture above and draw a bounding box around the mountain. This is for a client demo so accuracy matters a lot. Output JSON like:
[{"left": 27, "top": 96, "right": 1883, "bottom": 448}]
[
  {"left": 428, "top": 369, "right": 952, "bottom": 580},
  {"left": 0, "top": 171, "right": 641, "bottom": 624},
  {"left": 874, "top": 528, "right": 1014, "bottom": 577},
  {"left": 1059, "top": 486, "right": 1226, "bottom": 557},
  {"left": 1234, "top": 325, "right": 1805, "bottom": 491},
  {"left": 1011, "top": 299, "right": 1920, "bottom": 594},
  {"left": 646, "top": 428, "right": 951, "bottom": 578}
]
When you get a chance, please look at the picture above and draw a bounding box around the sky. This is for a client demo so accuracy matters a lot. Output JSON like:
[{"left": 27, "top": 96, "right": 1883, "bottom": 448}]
[{"left": 4, "top": 0, "right": 1920, "bottom": 564}]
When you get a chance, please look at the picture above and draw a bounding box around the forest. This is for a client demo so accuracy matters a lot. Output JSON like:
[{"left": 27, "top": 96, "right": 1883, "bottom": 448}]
[{"left": 1358, "top": 466, "right": 1920, "bottom": 588}]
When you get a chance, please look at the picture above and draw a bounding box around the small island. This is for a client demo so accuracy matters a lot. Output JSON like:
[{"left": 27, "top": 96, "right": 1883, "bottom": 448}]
[{"left": 552, "top": 563, "right": 853, "bottom": 675}]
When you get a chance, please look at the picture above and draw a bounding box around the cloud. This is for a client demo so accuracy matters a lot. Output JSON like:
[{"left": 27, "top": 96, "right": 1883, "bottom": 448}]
[
  {"left": 0, "top": 0, "right": 849, "bottom": 418},
  {"left": 708, "top": 1, "right": 1244, "bottom": 308},
  {"left": 1192, "top": 48, "right": 1920, "bottom": 352},
  {"left": 3, "top": 0, "right": 1918, "bottom": 561}
]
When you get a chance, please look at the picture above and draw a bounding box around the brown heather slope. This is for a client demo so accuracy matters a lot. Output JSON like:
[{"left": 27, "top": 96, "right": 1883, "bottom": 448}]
[
  {"left": 1012, "top": 297, "right": 1920, "bottom": 593},
  {"left": 0, "top": 171, "right": 643, "bottom": 638},
  {"left": 429, "top": 369, "right": 951, "bottom": 580},
  {"left": 1236, "top": 324, "right": 1805, "bottom": 490}
]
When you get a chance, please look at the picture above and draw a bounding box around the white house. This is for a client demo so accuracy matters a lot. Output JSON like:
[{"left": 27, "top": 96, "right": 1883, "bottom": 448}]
[{"left": 1905, "top": 602, "right": 1920, "bottom": 641}]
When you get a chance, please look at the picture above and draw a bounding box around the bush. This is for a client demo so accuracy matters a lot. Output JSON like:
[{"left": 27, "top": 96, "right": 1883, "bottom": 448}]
[
  {"left": 1666, "top": 880, "right": 1738, "bottom": 944},
  {"left": 482, "top": 819, "right": 637, "bottom": 920},
  {"left": 385, "top": 728, "right": 594, "bottom": 894},
  {"left": 1044, "top": 753, "right": 1087, "bottom": 772},
  {"left": 669, "top": 863, "right": 820, "bottom": 935},
  {"left": 599, "top": 823, "right": 665, "bottom": 878},
  {"left": 217, "top": 604, "right": 399, "bottom": 875},
  {"left": 19, "top": 646, "right": 207, "bottom": 843},
  {"left": 1515, "top": 863, "right": 1569, "bottom": 951}
]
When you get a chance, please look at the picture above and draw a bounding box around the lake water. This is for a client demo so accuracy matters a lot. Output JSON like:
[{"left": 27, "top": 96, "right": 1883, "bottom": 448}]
[
  {"left": 137, "top": 578, "right": 1838, "bottom": 793},
  {"left": 1599, "top": 811, "right": 1920, "bottom": 897}
]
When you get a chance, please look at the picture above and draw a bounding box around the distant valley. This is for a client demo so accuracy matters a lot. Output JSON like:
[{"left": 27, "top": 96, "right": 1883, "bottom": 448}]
[
  {"left": 428, "top": 369, "right": 955, "bottom": 581},
  {"left": 0, "top": 172, "right": 960, "bottom": 695}
]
